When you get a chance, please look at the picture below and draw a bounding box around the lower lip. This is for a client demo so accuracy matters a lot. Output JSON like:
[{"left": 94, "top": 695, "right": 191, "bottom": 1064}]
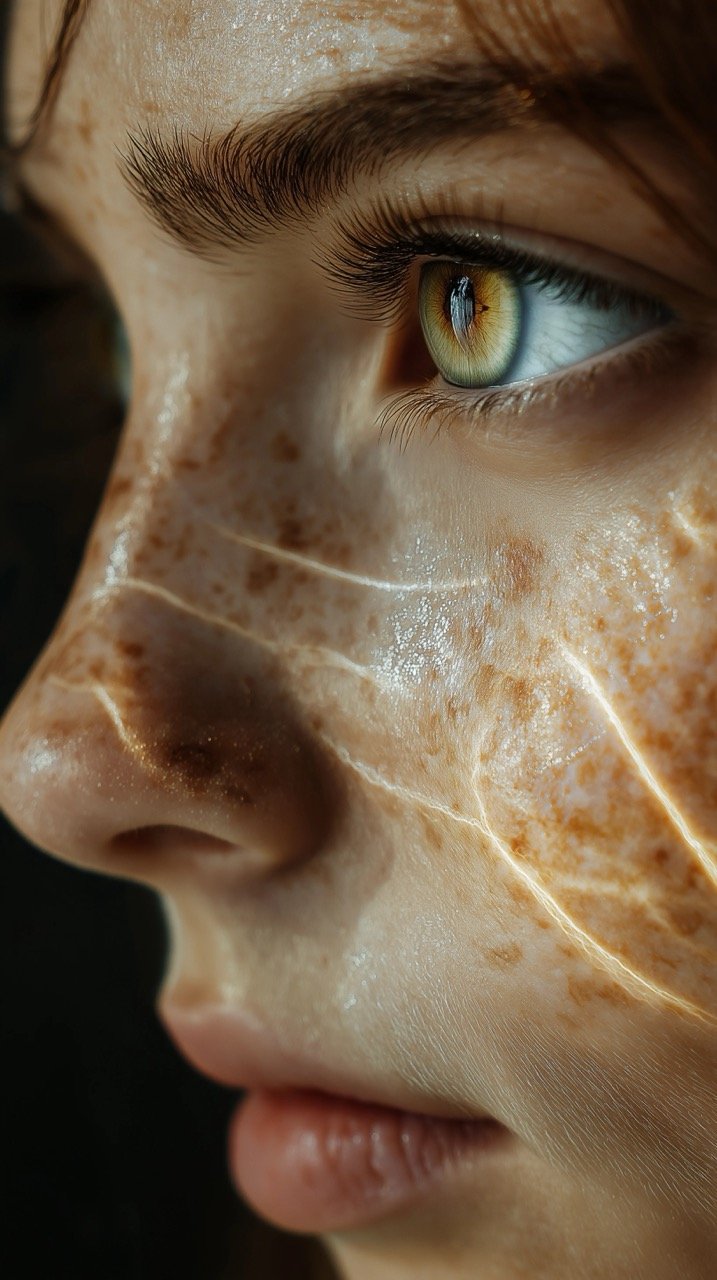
[{"left": 227, "top": 1087, "right": 506, "bottom": 1234}]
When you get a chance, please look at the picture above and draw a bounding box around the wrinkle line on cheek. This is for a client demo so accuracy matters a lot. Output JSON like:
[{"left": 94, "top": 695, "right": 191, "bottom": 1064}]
[
  {"left": 203, "top": 520, "right": 486, "bottom": 594},
  {"left": 562, "top": 646, "right": 717, "bottom": 891},
  {"left": 89, "top": 578, "right": 391, "bottom": 687},
  {"left": 318, "top": 733, "right": 716, "bottom": 1026}
]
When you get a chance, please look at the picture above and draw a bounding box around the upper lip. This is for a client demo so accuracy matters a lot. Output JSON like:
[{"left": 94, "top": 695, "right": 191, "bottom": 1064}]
[{"left": 158, "top": 998, "right": 496, "bottom": 1122}]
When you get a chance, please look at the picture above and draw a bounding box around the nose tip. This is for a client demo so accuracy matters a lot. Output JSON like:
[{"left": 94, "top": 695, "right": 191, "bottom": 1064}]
[{"left": 0, "top": 588, "right": 332, "bottom": 887}]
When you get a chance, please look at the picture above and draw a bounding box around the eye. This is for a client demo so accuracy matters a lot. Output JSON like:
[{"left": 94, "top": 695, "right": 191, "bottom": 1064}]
[{"left": 418, "top": 257, "right": 667, "bottom": 390}]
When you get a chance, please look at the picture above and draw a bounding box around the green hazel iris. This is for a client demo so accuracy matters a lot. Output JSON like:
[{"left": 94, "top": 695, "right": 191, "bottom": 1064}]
[{"left": 418, "top": 261, "right": 521, "bottom": 387}]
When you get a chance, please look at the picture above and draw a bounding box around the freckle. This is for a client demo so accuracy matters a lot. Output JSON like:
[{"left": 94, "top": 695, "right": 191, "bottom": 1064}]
[
  {"left": 420, "top": 816, "right": 444, "bottom": 853},
  {"left": 246, "top": 562, "right": 279, "bottom": 594},
  {"left": 76, "top": 98, "right": 95, "bottom": 144},
  {"left": 485, "top": 941, "right": 523, "bottom": 969},
  {"left": 278, "top": 517, "right": 309, "bottom": 550},
  {"left": 509, "top": 834, "right": 528, "bottom": 858},
  {"left": 473, "top": 661, "right": 498, "bottom": 699},
  {"left": 684, "top": 483, "right": 717, "bottom": 528},
  {"left": 567, "top": 975, "right": 593, "bottom": 1006},
  {"left": 507, "top": 879, "right": 532, "bottom": 907},
  {"left": 117, "top": 640, "right": 145, "bottom": 660},
  {"left": 270, "top": 432, "right": 301, "bottom": 463},
  {"left": 595, "top": 980, "right": 631, "bottom": 1009},
  {"left": 668, "top": 904, "right": 706, "bottom": 938},
  {"left": 105, "top": 475, "right": 132, "bottom": 505},
  {"left": 178, "top": 457, "right": 201, "bottom": 471},
  {"left": 502, "top": 675, "right": 534, "bottom": 724},
  {"left": 495, "top": 536, "right": 544, "bottom": 601},
  {"left": 85, "top": 537, "right": 104, "bottom": 571}
]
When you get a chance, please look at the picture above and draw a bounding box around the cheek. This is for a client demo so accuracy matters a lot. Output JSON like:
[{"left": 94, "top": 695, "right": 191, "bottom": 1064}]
[{"left": 478, "top": 486, "right": 717, "bottom": 1019}]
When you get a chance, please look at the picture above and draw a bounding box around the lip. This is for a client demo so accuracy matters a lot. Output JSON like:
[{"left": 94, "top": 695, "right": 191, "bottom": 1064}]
[
  {"left": 158, "top": 998, "right": 496, "bottom": 1123},
  {"left": 159, "top": 998, "right": 510, "bottom": 1234}
]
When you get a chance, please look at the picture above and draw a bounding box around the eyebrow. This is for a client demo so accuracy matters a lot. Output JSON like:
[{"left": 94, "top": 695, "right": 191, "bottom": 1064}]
[{"left": 120, "top": 60, "right": 663, "bottom": 260}]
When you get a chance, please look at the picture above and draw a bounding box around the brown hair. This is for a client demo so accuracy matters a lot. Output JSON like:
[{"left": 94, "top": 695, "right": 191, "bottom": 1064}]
[
  {"left": 9, "top": 0, "right": 717, "bottom": 260},
  {"left": 7, "top": 0, "right": 90, "bottom": 154}
]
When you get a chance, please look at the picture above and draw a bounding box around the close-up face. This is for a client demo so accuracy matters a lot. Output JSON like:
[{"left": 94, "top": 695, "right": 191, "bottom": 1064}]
[{"left": 3, "top": 2, "right": 717, "bottom": 1277}]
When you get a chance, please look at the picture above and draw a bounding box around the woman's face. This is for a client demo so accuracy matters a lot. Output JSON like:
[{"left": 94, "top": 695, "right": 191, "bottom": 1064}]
[{"left": 4, "top": 1, "right": 717, "bottom": 1275}]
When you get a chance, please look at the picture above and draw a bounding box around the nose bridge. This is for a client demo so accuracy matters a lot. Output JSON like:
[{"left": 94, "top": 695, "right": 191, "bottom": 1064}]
[{"left": 0, "top": 424, "right": 333, "bottom": 881}]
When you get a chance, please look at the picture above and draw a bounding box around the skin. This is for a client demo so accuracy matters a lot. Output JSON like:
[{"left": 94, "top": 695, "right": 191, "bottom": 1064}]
[{"left": 3, "top": 1, "right": 717, "bottom": 1276}]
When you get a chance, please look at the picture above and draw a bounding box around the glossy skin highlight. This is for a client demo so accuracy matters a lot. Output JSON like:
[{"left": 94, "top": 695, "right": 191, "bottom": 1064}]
[{"left": 3, "top": 2, "right": 717, "bottom": 1277}]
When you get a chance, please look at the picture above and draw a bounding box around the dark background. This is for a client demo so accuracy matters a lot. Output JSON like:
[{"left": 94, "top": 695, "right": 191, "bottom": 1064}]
[{"left": 0, "top": 18, "right": 335, "bottom": 1274}]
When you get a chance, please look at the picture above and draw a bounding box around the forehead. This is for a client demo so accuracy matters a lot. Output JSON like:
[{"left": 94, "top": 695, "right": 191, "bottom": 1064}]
[{"left": 9, "top": 0, "right": 613, "bottom": 146}]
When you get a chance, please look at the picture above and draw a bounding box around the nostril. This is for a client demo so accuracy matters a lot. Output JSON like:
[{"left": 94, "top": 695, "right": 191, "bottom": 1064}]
[{"left": 109, "top": 825, "right": 238, "bottom": 856}]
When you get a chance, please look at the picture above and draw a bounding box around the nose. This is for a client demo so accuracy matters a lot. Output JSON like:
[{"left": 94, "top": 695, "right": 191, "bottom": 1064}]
[{"left": 0, "top": 468, "right": 331, "bottom": 889}]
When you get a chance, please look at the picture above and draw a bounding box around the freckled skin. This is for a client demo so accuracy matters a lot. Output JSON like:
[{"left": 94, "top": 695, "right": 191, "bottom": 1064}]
[{"left": 3, "top": 2, "right": 717, "bottom": 1278}]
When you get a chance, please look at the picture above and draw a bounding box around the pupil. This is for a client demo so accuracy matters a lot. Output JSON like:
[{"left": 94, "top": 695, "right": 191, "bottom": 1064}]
[{"left": 447, "top": 274, "right": 476, "bottom": 346}]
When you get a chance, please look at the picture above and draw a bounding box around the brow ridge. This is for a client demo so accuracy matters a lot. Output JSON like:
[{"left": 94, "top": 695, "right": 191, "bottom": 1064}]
[{"left": 120, "top": 60, "right": 659, "bottom": 260}]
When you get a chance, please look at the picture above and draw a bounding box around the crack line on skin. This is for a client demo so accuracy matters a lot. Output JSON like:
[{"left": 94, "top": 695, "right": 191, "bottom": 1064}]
[
  {"left": 50, "top": 676, "right": 150, "bottom": 769},
  {"left": 562, "top": 647, "right": 717, "bottom": 890},
  {"left": 49, "top": 667, "right": 715, "bottom": 1022},
  {"left": 89, "top": 576, "right": 391, "bottom": 687},
  {"left": 673, "top": 508, "right": 705, "bottom": 545},
  {"left": 321, "top": 733, "right": 715, "bottom": 1024},
  {"left": 203, "top": 520, "right": 485, "bottom": 594}
]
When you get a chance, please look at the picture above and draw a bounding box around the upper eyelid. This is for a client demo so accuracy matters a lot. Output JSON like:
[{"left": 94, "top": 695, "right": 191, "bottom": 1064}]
[
  {"left": 321, "top": 186, "right": 717, "bottom": 319},
  {"left": 321, "top": 219, "right": 673, "bottom": 330}
]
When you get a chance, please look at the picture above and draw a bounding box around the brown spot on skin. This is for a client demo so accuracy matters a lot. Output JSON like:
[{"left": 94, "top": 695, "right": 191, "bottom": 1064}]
[
  {"left": 485, "top": 941, "right": 523, "bottom": 969},
  {"left": 684, "top": 483, "right": 717, "bottom": 530},
  {"left": 271, "top": 432, "right": 301, "bottom": 463},
  {"left": 494, "top": 536, "right": 545, "bottom": 601},
  {"left": 420, "top": 814, "right": 444, "bottom": 853},
  {"left": 668, "top": 904, "right": 708, "bottom": 939},
  {"left": 77, "top": 98, "right": 95, "bottom": 145},
  {"left": 116, "top": 640, "right": 145, "bottom": 661},
  {"left": 507, "top": 879, "right": 533, "bottom": 908},
  {"left": 246, "top": 561, "right": 279, "bottom": 594},
  {"left": 567, "top": 975, "right": 593, "bottom": 1007},
  {"left": 278, "top": 517, "right": 309, "bottom": 550},
  {"left": 501, "top": 675, "right": 534, "bottom": 724},
  {"left": 104, "top": 474, "right": 132, "bottom": 507},
  {"left": 158, "top": 733, "right": 266, "bottom": 802}
]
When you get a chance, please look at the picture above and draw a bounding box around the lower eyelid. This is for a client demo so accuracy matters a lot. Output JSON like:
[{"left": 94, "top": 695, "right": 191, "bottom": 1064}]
[{"left": 377, "top": 320, "right": 698, "bottom": 456}]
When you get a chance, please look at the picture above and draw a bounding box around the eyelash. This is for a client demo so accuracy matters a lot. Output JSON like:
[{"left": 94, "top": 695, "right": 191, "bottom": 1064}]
[{"left": 323, "top": 194, "right": 675, "bottom": 448}]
